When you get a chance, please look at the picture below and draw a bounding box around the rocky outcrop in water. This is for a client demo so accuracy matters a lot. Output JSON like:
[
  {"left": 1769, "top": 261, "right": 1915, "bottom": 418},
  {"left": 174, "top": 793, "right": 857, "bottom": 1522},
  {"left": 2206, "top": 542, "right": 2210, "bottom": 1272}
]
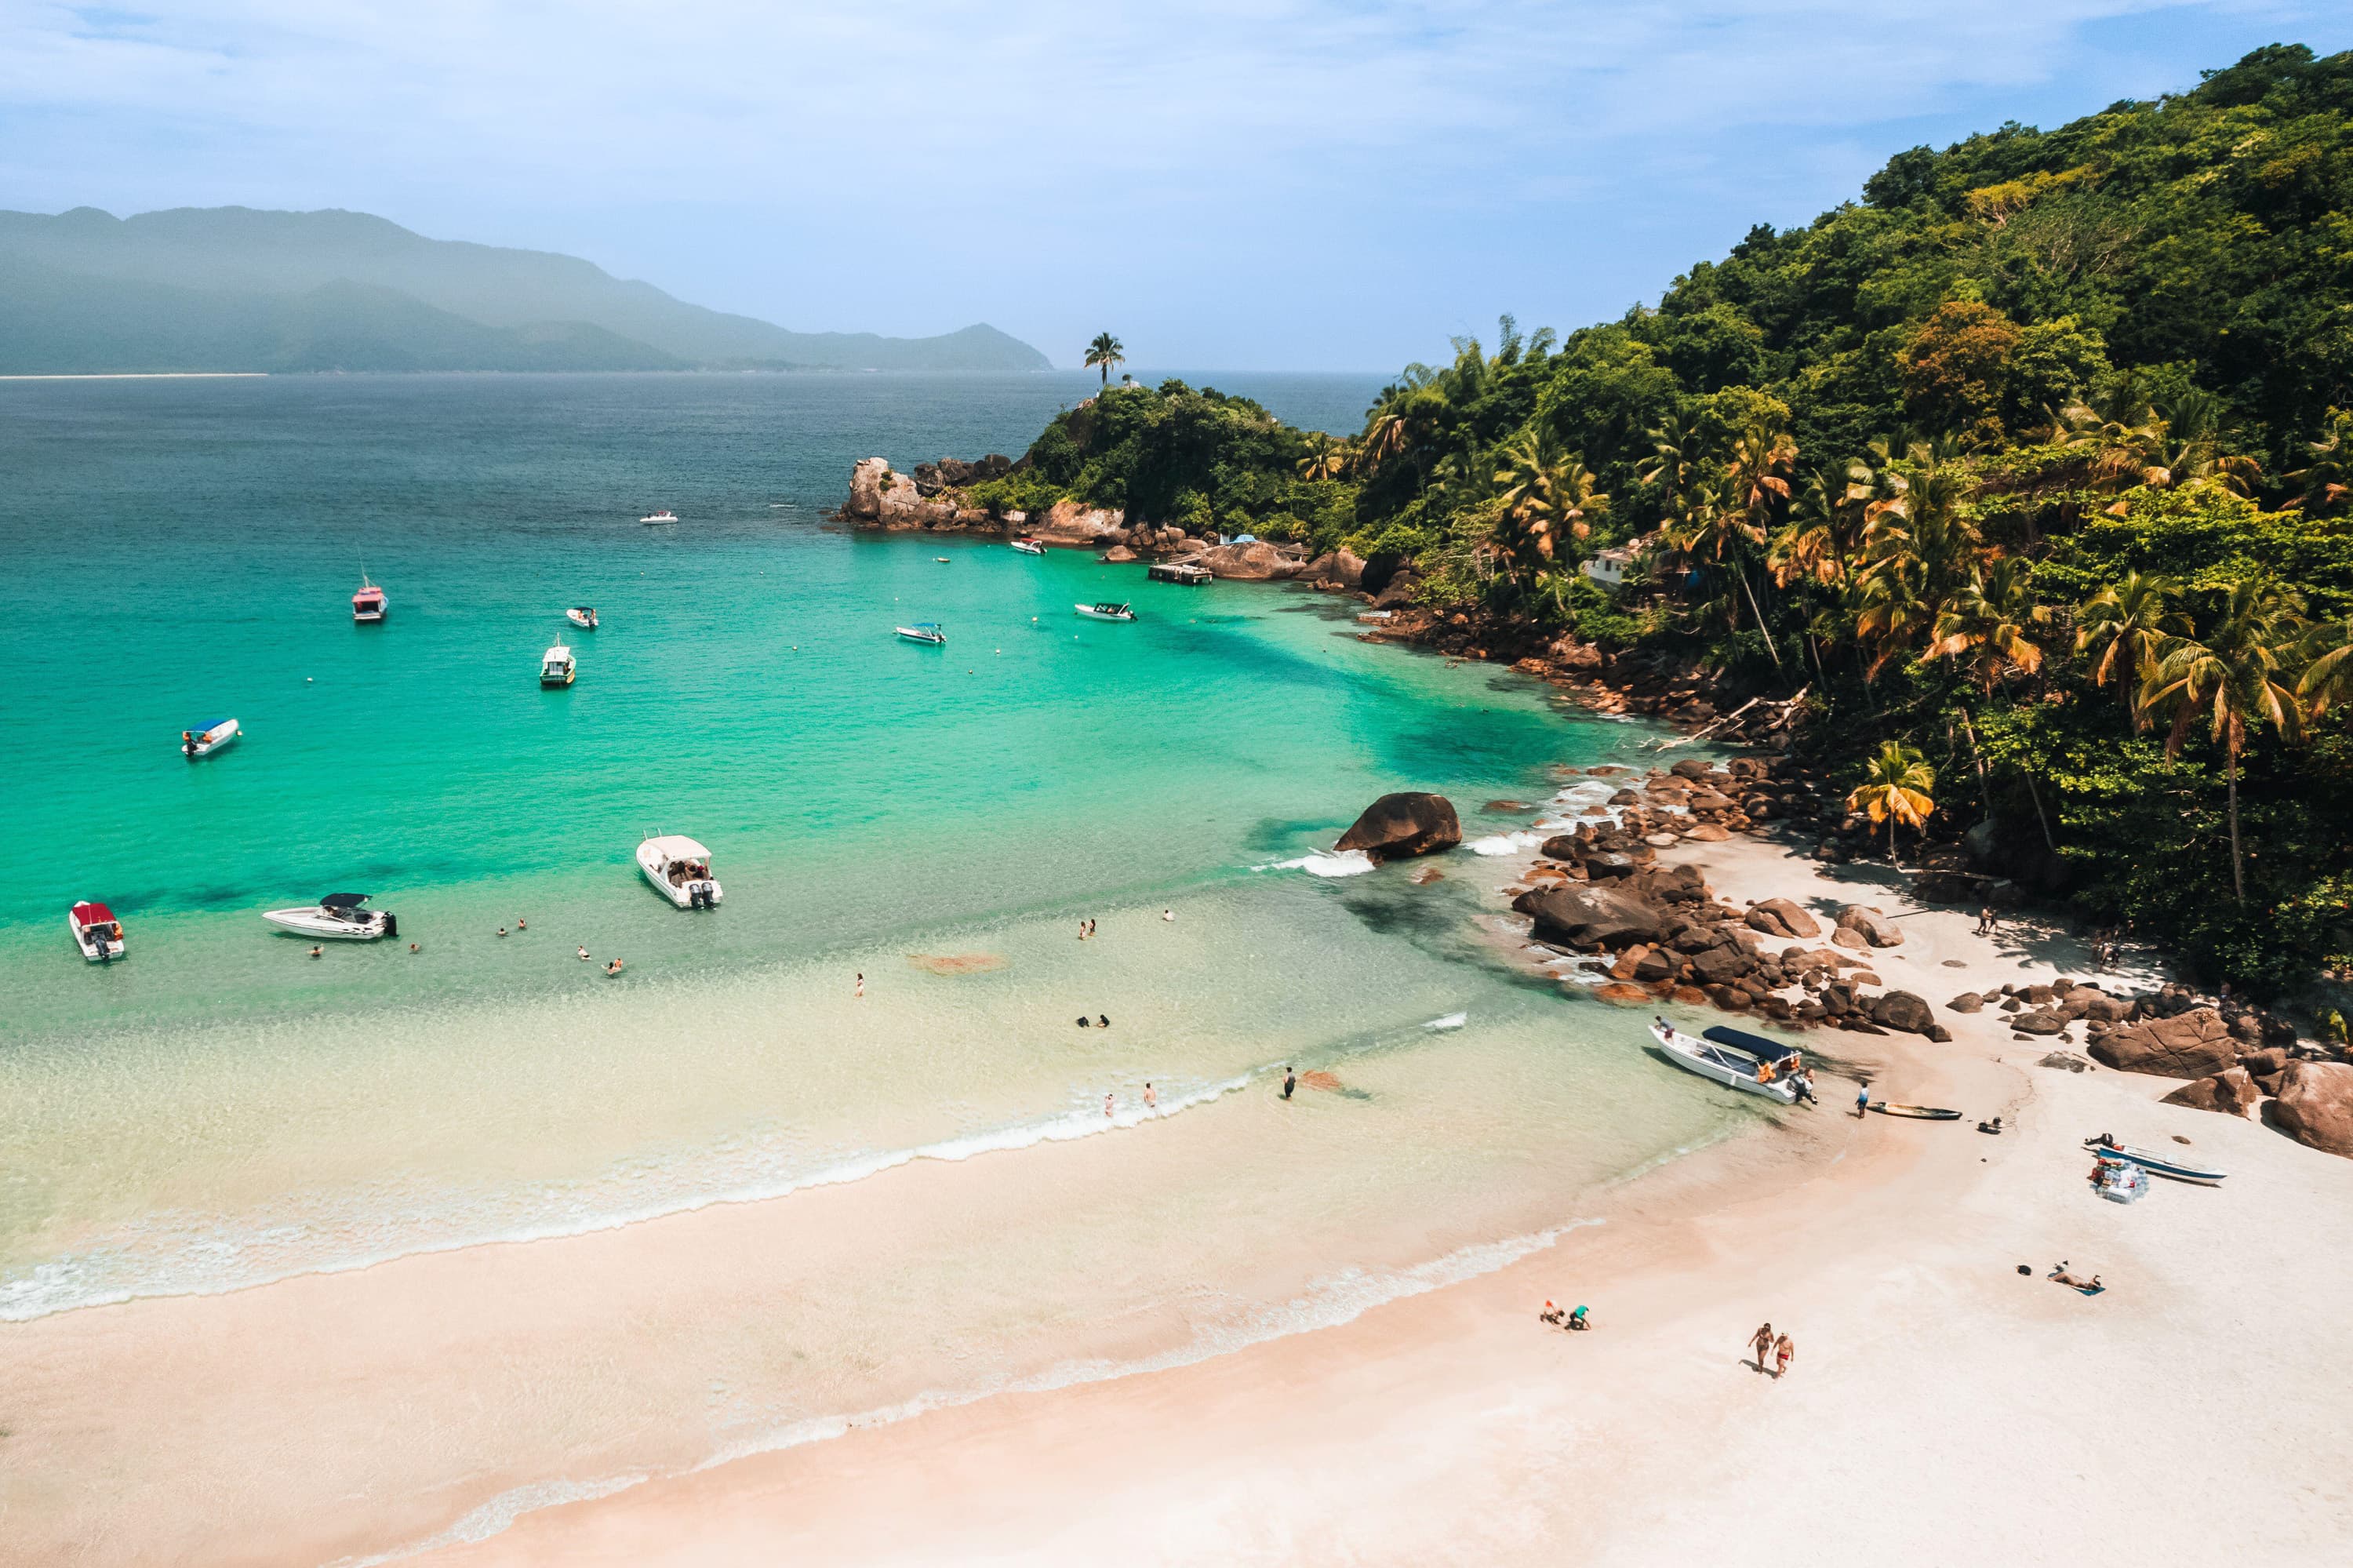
[{"left": 1334, "top": 793, "right": 1461, "bottom": 863}]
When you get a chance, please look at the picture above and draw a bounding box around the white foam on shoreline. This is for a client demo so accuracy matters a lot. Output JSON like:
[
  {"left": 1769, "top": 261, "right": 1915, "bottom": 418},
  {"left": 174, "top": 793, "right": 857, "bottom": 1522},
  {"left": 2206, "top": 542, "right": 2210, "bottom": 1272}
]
[
  {"left": 0, "top": 1073, "right": 1257, "bottom": 1324},
  {"left": 1260, "top": 849, "right": 1377, "bottom": 878},
  {"left": 337, "top": 1212, "right": 1609, "bottom": 1566}
]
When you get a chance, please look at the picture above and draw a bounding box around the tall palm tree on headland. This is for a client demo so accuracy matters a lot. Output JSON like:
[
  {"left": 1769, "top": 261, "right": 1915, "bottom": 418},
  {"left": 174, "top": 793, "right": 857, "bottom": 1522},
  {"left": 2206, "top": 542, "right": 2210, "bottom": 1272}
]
[{"left": 1085, "top": 333, "right": 1126, "bottom": 388}]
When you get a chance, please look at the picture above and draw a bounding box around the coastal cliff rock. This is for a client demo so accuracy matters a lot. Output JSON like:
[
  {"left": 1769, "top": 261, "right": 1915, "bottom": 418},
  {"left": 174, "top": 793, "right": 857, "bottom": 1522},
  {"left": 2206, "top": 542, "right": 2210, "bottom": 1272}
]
[
  {"left": 847, "top": 456, "right": 891, "bottom": 518},
  {"left": 1197, "top": 540, "right": 1300, "bottom": 580},
  {"left": 1300, "top": 549, "right": 1367, "bottom": 588},
  {"left": 1334, "top": 793, "right": 1461, "bottom": 862},
  {"left": 2087, "top": 1008, "right": 2238, "bottom": 1079},
  {"left": 1033, "top": 498, "right": 1125, "bottom": 545},
  {"left": 2271, "top": 1060, "right": 2353, "bottom": 1157},
  {"left": 2162, "top": 1067, "right": 2264, "bottom": 1117}
]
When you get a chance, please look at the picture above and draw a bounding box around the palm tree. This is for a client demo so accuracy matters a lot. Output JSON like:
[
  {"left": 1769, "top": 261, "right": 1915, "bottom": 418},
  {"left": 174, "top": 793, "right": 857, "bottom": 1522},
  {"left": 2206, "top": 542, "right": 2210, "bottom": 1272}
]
[
  {"left": 1084, "top": 333, "right": 1126, "bottom": 388},
  {"left": 2298, "top": 617, "right": 2353, "bottom": 715},
  {"left": 1490, "top": 430, "right": 1608, "bottom": 585},
  {"left": 2138, "top": 577, "right": 2309, "bottom": 901},
  {"left": 1297, "top": 432, "right": 1351, "bottom": 482},
  {"left": 1846, "top": 740, "right": 1937, "bottom": 865},
  {"left": 2075, "top": 573, "right": 2187, "bottom": 729},
  {"left": 2286, "top": 407, "right": 2353, "bottom": 515},
  {"left": 1930, "top": 557, "right": 2049, "bottom": 692}
]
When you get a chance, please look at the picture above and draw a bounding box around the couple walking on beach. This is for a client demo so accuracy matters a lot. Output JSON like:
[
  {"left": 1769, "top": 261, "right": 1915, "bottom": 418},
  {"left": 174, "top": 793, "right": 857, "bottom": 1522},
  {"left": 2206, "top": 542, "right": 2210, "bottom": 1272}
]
[{"left": 1749, "top": 1322, "right": 1795, "bottom": 1379}]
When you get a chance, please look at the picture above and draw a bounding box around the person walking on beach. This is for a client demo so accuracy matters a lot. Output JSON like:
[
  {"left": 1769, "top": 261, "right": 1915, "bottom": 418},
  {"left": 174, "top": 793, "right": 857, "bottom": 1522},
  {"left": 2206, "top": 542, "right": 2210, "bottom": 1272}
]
[
  {"left": 1773, "top": 1333, "right": 1794, "bottom": 1379},
  {"left": 1855, "top": 1082, "right": 1871, "bottom": 1119},
  {"left": 1749, "top": 1322, "right": 1773, "bottom": 1371},
  {"left": 1281, "top": 1066, "right": 1297, "bottom": 1101},
  {"left": 855, "top": 971, "right": 864, "bottom": 999},
  {"left": 1976, "top": 904, "right": 1993, "bottom": 937}
]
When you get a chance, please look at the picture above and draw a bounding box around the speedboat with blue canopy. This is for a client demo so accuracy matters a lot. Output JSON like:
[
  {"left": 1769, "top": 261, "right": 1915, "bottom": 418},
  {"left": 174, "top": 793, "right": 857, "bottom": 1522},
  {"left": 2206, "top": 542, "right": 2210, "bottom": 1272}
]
[
  {"left": 1648, "top": 1018, "right": 1801, "bottom": 1103},
  {"left": 263, "top": 892, "right": 397, "bottom": 940},
  {"left": 896, "top": 621, "right": 947, "bottom": 646},
  {"left": 180, "top": 718, "right": 240, "bottom": 759}
]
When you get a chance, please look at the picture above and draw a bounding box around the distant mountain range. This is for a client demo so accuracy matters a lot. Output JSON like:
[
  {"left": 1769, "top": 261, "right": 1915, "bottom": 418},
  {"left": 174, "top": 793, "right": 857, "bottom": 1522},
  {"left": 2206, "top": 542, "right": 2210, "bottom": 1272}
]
[{"left": 0, "top": 207, "right": 1051, "bottom": 374}]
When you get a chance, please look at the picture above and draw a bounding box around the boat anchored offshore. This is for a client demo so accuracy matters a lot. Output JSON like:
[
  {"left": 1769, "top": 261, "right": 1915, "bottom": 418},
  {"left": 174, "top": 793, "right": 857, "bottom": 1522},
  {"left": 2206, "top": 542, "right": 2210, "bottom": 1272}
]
[
  {"left": 264, "top": 893, "right": 397, "bottom": 940},
  {"left": 638, "top": 835, "right": 722, "bottom": 908},
  {"left": 1647, "top": 1019, "right": 1802, "bottom": 1103},
  {"left": 895, "top": 621, "right": 947, "bottom": 646},
  {"left": 68, "top": 901, "right": 125, "bottom": 962},
  {"left": 639, "top": 509, "right": 678, "bottom": 525},
  {"left": 540, "top": 641, "right": 576, "bottom": 687},
  {"left": 351, "top": 574, "right": 387, "bottom": 623},
  {"left": 180, "top": 717, "right": 241, "bottom": 759},
  {"left": 566, "top": 606, "right": 598, "bottom": 630},
  {"left": 1010, "top": 537, "right": 1046, "bottom": 556},
  {"left": 2084, "top": 1135, "right": 2227, "bottom": 1184},
  {"left": 1075, "top": 602, "right": 1135, "bottom": 621}
]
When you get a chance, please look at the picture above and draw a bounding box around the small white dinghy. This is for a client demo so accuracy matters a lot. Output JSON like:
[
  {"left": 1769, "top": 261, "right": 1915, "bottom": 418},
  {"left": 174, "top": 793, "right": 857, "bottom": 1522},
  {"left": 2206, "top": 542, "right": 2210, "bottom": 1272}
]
[
  {"left": 69, "top": 900, "right": 125, "bottom": 962},
  {"left": 1075, "top": 602, "right": 1135, "bottom": 621},
  {"left": 638, "top": 835, "right": 722, "bottom": 908},
  {"left": 1647, "top": 1019, "right": 1801, "bottom": 1104},
  {"left": 180, "top": 717, "right": 241, "bottom": 759},
  {"left": 895, "top": 621, "right": 947, "bottom": 646},
  {"left": 639, "top": 510, "right": 678, "bottom": 525},
  {"left": 566, "top": 606, "right": 598, "bottom": 630},
  {"left": 540, "top": 642, "right": 576, "bottom": 687},
  {"left": 264, "top": 893, "right": 397, "bottom": 940}
]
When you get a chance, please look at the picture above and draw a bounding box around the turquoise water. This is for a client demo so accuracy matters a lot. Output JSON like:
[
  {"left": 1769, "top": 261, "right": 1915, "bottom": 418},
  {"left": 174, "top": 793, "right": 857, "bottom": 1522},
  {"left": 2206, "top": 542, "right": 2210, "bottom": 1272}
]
[{"left": 0, "top": 377, "right": 1743, "bottom": 1402}]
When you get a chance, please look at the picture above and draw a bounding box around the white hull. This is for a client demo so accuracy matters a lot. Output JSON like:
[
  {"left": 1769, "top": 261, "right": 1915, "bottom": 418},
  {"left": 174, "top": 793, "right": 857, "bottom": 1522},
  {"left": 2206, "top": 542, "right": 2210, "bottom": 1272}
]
[
  {"left": 637, "top": 837, "right": 722, "bottom": 909},
  {"left": 1648, "top": 1020, "right": 1799, "bottom": 1102},
  {"left": 895, "top": 627, "right": 946, "bottom": 645},
  {"left": 1074, "top": 604, "right": 1134, "bottom": 621},
  {"left": 182, "top": 720, "right": 241, "bottom": 758},
  {"left": 566, "top": 609, "right": 598, "bottom": 630},
  {"left": 1010, "top": 540, "right": 1046, "bottom": 555},
  {"left": 68, "top": 914, "right": 124, "bottom": 962},
  {"left": 263, "top": 908, "right": 392, "bottom": 940}
]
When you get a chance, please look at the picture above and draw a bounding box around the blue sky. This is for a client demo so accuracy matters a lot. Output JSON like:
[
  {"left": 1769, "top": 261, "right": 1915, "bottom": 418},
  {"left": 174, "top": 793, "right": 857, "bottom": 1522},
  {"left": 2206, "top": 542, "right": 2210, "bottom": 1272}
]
[{"left": 2, "top": 2, "right": 2346, "bottom": 370}]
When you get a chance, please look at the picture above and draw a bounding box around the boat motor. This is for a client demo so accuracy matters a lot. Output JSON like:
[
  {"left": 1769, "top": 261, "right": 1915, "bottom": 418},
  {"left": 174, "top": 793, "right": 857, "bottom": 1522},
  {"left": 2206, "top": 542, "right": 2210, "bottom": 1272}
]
[{"left": 380, "top": 911, "right": 398, "bottom": 939}]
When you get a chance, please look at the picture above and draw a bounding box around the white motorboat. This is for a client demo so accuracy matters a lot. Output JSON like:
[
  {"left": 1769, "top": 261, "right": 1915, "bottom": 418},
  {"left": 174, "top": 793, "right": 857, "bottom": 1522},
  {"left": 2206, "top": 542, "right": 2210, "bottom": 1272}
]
[
  {"left": 1075, "top": 602, "right": 1135, "bottom": 621},
  {"left": 540, "top": 642, "right": 576, "bottom": 687},
  {"left": 566, "top": 606, "right": 598, "bottom": 630},
  {"left": 1647, "top": 1019, "right": 1801, "bottom": 1104},
  {"left": 180, "top": 717, "right": 241, "bottom": 759},
  {"left": 1010, "top": 537, "right": 1046, "bottom": 555},
  {"left": 640, "top": 509, "right": 678, "bottom": 525},
  {"left": 351, "top": 574, "right": 387, "bottom": 623},
  {"left": 2083, "top": 1136, "right": 2227, "bottom": 1184},
  {"left": 264, "top": 893, "right": 397, "bottom": 940},
  {"left": 896, "top": 621, "right": 947, "bottom": 646},
  {"left": 638, "top": 835, "right": 722, "bottom": 908},
  {"left": 68, "top": 900, "right": 125, "bottom": 962}
]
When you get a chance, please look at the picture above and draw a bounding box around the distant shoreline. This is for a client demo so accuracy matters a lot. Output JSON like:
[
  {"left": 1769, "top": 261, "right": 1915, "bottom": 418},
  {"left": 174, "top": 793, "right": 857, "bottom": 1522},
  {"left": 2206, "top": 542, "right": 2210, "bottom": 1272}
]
[{"left": 0, "top": 371, "right": 269, "bottom": 380}]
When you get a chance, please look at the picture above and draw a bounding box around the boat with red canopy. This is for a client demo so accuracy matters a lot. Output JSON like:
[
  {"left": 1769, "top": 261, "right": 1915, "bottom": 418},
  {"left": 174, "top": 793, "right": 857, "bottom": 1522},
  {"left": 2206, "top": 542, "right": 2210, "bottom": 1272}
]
[
  {"left": 69, "top": 901, "right": 125, "bottom": 962},
  {"left": 352, "top": 573, "right": 387, "bottom": 623}
]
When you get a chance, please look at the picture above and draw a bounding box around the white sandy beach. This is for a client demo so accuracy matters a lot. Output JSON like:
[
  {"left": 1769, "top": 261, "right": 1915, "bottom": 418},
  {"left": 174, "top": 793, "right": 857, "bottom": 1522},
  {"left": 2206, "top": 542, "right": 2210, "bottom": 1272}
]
[{"left": 6, "top": 830, "right": 2348, "bottom": 1566}]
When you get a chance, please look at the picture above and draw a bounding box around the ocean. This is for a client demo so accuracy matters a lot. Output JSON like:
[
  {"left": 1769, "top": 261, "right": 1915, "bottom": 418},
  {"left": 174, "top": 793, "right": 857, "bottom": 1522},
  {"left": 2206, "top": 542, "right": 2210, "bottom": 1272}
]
[{"left": 0, "top": 373, "right": 1751, "bottom": 1506}]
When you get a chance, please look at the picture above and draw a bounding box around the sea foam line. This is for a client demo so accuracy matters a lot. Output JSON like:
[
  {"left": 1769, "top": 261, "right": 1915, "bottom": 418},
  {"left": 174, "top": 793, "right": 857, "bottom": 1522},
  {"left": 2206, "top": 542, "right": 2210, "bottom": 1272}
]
[
  {"left": 1, "top": 1074, "right": 1256, "bottom": 1324},
  {"left": 329, "top": 1213, "right": 1607, "bottom": 1568}
]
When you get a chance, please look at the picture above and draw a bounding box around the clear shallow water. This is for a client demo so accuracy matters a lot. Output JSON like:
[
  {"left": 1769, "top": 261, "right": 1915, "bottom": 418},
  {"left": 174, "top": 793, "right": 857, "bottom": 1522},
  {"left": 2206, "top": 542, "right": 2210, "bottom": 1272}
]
[{"left": 0, "top": 377, "right": 1744, "bottom": 1397}]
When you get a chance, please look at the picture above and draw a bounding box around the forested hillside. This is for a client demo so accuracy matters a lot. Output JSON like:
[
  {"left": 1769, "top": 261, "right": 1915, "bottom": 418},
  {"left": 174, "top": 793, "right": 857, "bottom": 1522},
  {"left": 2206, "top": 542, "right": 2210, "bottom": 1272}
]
[{"left": 1005, "top": 44, "right": 2353, "bottom": 993}]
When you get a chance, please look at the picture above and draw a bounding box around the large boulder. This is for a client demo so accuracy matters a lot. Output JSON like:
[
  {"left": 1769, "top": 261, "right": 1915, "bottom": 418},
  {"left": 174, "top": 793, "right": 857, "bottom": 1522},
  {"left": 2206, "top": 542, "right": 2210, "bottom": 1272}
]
[
  {"left": 1033, "top": 498, "right": 1126, "bottom": 545},
  {"left": 1514, "top": 884, "right": 1673, "bottom": 949},
  {"left": 2087, "top": 1008, "right": 2238, "bottom": 1079},
  {"left": 846, "top": 457, "right": 891, "bottom": 519},
  {"left": 1689, "top": 944, "right": 1755, "bottom": 985},
  {"left": 1947, "top": 991, "right": 1984, "bottom": 1014},
  {"left": 1835, "top": 904, "right": 1904, "bottom": 948},
  {"left": 1745, "top": 898, "right": 1822, "bottom": 940},
  {"left": 1300, "top": 549, "right": 1368, "bottom": 588},
  {"left": 2009, "top": 1009, "right": 2066, "bottom": 1036},
  {"left": 2161, "top": 1067, "right": 2264, "bottom": 1118},
  {"left": 1197, "top": 540, "right": 1300, "bottom": 580},
  {"left": 2271, "top": 1060, "right": 2353, "bottom": 1158},
  {"left": 1334, "top": 793, "right": 1461, "bottom": 863},
  {"left": 1868, "top": 991, "right": 1937, "bottom": 1036},
  {"left": 1369, "top": 571, "right": 1420, "bottom": 609}
]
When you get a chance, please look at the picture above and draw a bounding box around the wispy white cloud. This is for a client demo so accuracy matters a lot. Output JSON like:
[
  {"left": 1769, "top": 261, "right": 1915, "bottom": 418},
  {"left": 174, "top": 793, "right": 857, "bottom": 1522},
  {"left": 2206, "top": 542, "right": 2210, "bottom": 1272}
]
[{"left": 0, "top": 2, "right": 2338, "bottom": 365}]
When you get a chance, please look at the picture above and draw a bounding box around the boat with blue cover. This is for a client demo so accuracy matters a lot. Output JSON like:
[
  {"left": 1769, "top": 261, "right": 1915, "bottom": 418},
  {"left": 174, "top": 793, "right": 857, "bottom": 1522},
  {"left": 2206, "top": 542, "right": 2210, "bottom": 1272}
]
[
  {"left": 1647, "top": 1019, "right": 1802, "bottom": 1103},
  {"left": 2084, "top": 1136, "right": 2226, "bottom": 1184},
  {"left": 896, "top": 621, "right": 947, "bottom": 646}
]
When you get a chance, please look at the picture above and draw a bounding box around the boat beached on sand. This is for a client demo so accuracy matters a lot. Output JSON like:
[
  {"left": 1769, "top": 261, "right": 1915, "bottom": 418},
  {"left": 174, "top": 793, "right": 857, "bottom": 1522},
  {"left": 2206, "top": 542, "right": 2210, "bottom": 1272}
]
[
  {"left": 69, "top": 901, "right": 125, "bottom": 962},
  {"left": 351, "top": 575, "right": 387, "bottom": 623},
  {"left": 2085, "top": 1135, "right": 2227, "bottom": 1184},
  {"left": 180, "top": 717, "right": 240, "bottom": 759},
  {"left": 638, "top": 835, "right": 722, "bottom": 908},
  {"left": 264, "top": 893, "right": 396, "bottom": 940},
  {"left": 896, "top": 621, "right": 947, "bottom": 646},
  {"left": 1647, "top": 1019, "right": 1801, "bottom": 1103},
  {"left": 1075, "top": 602, "right": 1135, "bottom": 622},
  {"left": 540, "top": 641, "right": 576, "bottom": 687}
]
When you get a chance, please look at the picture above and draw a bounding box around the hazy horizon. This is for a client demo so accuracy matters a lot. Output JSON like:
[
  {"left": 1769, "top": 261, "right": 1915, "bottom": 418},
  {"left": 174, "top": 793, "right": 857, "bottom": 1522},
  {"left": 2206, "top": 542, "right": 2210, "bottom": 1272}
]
[{"left": 4, "top": 4, "right": 2348, "bottom": 372}]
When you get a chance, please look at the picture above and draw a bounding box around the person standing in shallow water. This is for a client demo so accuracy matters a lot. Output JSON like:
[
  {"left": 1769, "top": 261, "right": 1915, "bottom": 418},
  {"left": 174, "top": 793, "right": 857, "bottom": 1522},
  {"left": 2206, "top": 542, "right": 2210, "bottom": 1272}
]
[
  {"left": 1281, "top": 1067, "right": 1296, "bottom": 1101},
  {"left": 1144, "top": 1082, "right": 1157, "bottom": 1111}
]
